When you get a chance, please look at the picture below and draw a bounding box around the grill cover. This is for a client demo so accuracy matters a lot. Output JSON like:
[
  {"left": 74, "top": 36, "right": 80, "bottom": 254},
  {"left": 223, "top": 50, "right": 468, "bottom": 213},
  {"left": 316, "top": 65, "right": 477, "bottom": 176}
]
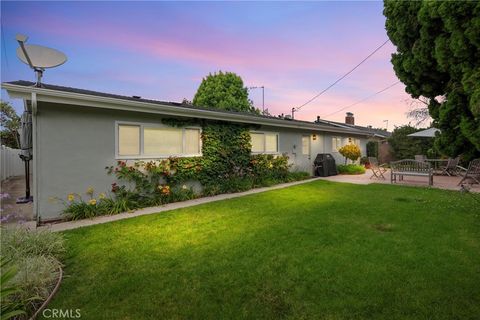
[{"left": 313, "top": 153, "right": 338, "bottom": 177}]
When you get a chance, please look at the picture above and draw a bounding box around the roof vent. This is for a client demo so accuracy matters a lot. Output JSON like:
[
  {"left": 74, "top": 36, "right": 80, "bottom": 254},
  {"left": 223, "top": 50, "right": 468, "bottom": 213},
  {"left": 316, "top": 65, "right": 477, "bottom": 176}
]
[{"left": 284, "top": 115, "right": 292, "bottom": 120}]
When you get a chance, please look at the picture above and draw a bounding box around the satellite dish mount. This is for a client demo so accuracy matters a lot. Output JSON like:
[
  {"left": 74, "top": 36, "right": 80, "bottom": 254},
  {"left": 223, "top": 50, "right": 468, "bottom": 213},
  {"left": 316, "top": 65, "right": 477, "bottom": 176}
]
[{"left": 16, "top": 34, "right": 67, "bottom": 87}]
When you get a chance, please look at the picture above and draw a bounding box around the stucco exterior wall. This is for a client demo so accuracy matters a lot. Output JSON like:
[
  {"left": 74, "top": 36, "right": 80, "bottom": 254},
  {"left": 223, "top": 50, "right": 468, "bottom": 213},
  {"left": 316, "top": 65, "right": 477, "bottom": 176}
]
[{"left": 35, "top": 102, "right": 369, "bottom": 220}]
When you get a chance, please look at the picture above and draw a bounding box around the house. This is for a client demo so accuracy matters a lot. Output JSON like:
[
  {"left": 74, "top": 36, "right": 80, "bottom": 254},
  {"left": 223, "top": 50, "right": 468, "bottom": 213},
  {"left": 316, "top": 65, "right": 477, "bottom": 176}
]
[{"left": 2, "top": 81, "right": 390, "bottom": 222}]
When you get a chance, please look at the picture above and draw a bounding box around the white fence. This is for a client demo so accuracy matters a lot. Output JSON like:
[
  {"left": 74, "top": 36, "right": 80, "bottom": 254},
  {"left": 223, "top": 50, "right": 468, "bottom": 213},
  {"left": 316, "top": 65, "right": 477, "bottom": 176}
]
[{"left": 1, "top": 145, "right": 24, "bottom": 182}]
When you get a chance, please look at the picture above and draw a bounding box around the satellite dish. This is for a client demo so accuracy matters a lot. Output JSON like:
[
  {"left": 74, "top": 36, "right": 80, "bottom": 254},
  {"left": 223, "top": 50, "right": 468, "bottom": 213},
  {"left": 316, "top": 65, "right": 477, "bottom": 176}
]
[{"left": 15, "top": 34, "right": 67, "bottom": 87}]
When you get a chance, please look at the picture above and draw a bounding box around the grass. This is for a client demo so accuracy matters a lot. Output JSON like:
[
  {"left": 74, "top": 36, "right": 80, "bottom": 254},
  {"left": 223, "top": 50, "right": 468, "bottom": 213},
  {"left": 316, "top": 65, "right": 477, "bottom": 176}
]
[
  {"left": 45, "top": 181, "right": 480, "bottom": 319},
  {"left": 337, "top": 164, "right": 366, "bottom": 175}
]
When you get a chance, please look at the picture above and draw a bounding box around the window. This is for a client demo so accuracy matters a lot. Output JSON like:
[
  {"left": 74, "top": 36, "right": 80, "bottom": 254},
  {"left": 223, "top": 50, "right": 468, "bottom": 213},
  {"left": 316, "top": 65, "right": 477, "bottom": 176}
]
[
  {"left": 302, "top": 136, "right": 310, "bottom": 155},
  {"left": 332, "top": 137, "right": 342, "bottom": 151},
  {"left": 116, "top": 122, "right": 201, "bottom": 158},
  {"left": 118, "top": 125, "right": 140, "bottom": 156},
  {"left": 250, "top": 132, "right": 279, "bottom": 153}
]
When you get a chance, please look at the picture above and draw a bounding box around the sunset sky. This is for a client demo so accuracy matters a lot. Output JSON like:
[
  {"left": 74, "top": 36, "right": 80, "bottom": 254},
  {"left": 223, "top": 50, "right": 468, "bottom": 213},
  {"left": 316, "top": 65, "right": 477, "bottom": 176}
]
[{"left": 1, "top": 1, "right": 415, "bottom": 129}]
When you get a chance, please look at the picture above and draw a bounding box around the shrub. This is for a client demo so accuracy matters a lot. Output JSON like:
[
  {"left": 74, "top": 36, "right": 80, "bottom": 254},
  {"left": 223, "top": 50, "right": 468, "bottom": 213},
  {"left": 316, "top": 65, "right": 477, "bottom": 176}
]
[
  {"left": 337, "top": 164, "right": 366, "bottom": 175},
  {"left": 366, "top": 141, "right": 378, "bottom": 158},
  {"left": 338, "top": 144, "right": 361, "bottom": 164},
  {"left": 0, "top": 227, "right": 65, "bottom": 261},
  {"left": 1, "top": 258, "right": 26, "bottom": 320},
  {"left": 0, "top": 227, "right": 65, "bottom": 319}
]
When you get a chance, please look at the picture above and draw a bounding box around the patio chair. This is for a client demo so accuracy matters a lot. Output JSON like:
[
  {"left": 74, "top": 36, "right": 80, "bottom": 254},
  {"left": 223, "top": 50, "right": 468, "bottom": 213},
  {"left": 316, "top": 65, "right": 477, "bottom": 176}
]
[
  {"left": 415, "top": 155, "right": 427, "bottom": 162},
  {"left": 368, "top": 157, "right": 387, "bottom": 179},
  {"left": 439, "top": 157, "right": 460, "bottom": 176},
  {"left": 457, "top": 158, "right": 480, "bottom": 186}
]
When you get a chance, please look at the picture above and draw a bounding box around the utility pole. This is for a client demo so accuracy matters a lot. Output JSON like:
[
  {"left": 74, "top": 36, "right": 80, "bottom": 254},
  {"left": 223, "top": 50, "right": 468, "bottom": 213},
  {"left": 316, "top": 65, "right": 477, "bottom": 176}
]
[{"left": 383, "top": 120, "right": 389, "bottom": 130}]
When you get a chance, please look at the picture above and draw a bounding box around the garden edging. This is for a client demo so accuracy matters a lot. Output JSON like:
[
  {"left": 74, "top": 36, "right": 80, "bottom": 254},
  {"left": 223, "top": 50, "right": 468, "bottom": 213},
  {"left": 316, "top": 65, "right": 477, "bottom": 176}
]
[
  {"left": 29, "top": 265, "right": 63, "bottom": 320},
  {"left": 39, "top": 177, "right": 321, "bottom": 232}
]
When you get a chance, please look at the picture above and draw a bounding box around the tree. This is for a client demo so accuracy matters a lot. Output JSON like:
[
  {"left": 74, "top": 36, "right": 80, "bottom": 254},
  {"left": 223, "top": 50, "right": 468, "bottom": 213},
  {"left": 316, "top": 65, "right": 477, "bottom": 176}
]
[
  {"left": 388, "top": 125, "right": 435, "bottom": 160},
  {"left": 384, "top": 1, "right": 480, "bottom": 160},
  {"left": 338, "top": 144, "right": 361, "bottom": 165},
  {"left": 192, "top": 71, "right": 256, "bottom": 113},
  {"left": 0, "top": 101, "right": 20, "bottom": 148}
]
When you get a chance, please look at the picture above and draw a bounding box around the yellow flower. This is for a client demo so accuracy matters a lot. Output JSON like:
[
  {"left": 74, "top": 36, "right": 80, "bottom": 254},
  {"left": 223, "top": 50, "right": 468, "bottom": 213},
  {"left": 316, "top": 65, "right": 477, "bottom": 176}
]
[
  {"left": 67, "top": 194, "right": 75, "bottom": 202},
  {"left": 99, "top": 193, "right": 106, "bottom": 199},
  {"left": 86, "top": 187, "right": 94, "bottom": 196},
  {"left": 88, "top": 199, "right": 97, "bottom": 206}
]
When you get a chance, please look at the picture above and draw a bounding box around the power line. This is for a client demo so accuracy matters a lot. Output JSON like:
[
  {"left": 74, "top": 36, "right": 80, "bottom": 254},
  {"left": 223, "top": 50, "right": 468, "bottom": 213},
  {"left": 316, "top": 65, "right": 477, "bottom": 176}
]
[
  {"left": 293, "top": 39, "right": 391, "bottom": 115},
  {"left": 322, "top": 80, "right": 401, "bottom": 118}
]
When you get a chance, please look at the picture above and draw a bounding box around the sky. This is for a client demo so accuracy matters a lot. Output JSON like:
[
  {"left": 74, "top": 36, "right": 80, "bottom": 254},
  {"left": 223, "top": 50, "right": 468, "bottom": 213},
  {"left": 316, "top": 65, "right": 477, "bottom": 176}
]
[{"left": 1, "top": 1, "right": 415, "bottom": 129}]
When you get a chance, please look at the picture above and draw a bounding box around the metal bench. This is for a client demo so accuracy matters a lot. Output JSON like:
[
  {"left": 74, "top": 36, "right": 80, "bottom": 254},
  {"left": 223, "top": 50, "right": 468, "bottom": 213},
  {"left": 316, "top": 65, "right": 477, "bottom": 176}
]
[{"left": 390, "top": 159, "right": 433, "bottom": 186}]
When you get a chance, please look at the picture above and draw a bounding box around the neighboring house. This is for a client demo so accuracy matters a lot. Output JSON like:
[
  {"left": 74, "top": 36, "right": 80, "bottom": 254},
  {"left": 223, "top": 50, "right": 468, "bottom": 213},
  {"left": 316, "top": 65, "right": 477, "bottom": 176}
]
[{"left": 2, "top": 81, "right": 389, "bottom": 222}]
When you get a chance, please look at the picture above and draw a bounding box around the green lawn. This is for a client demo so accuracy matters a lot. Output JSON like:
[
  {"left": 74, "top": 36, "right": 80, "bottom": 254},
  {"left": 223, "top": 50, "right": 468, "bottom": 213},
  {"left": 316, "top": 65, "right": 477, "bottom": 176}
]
[{"left": 47, "top": 181, "right": 480, "bottom": 319}]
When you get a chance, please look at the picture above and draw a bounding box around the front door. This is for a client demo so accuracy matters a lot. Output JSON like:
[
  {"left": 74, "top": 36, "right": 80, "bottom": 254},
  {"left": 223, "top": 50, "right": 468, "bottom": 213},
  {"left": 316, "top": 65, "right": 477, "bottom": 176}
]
[{"left": 299, "top": 135, "right": 311, "bottom": 173}]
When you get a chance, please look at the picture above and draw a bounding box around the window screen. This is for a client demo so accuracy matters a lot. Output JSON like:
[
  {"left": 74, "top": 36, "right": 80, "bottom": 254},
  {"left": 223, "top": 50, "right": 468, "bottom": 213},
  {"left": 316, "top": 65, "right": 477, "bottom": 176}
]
[
  {"left": 144, "top": 128, "right": 182, "bottom": 155},
  {"left": 265, "top": 134, "right": 278, "bottom": 153},
  {"left": 118, "top": 125, "right": 140, "bottom": 156},
  {"left": 185, "top": 128, "right": 200, "bottom": 154},
  {"left": 251, "top": 133, "right": 264, "bottom": 153}
]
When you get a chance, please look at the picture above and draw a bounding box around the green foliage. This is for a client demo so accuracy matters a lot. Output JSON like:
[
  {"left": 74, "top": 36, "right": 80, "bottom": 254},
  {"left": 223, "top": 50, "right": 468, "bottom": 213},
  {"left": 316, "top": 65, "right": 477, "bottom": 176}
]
[
  {"left": 366, "top": 141, "right": 378, "bottom": 158},
  {"left": 338, "top": 144, "right": 361, "bottom": 164},
  {"left": 200, "top": 123, "right": 252, "bottom": 194},
  {"left": 384, "top": 1, "right": 480, "bottom": 160},
  {"left": 192, "top": 71, "right": 256, "bottom": 113},
  {"left": 336, "top": 164, "right": 366, "bottom": 175},
  {"left": 0, "top": 258, "right": 25, "bottom": 320},
  {"left": 359, "top": 156, "right": 369, "bottom": 165},
  {"left": 388, "top": 125, "right": 435, "bottom": 160},
  {"left": 0, "top": 101, "right": 20, "bottom": 148},
  {"left": 1, "top": 227, "right": 65, "bottom": 318}
]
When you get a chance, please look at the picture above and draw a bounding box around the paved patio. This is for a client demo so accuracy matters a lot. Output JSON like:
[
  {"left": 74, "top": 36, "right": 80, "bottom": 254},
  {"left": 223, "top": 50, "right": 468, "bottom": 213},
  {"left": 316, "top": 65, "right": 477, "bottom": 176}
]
[
  {"left": 0, "top": 175, "right": 34, "bottom": 223},
  {"left": 319, "top": 169, "right": 480, "bottom": 193}
]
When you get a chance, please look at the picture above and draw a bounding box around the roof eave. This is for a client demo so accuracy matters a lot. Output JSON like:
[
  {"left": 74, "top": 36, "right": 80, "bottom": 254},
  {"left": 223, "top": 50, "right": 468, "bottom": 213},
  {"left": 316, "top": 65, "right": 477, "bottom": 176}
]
[{"left": 2, "top": 82, "right": 369, "bottom": 136}]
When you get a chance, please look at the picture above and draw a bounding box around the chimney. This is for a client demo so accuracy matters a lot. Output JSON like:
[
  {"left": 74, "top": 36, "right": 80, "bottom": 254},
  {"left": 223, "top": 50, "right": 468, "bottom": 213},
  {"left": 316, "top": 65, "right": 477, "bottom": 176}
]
[
  {"left": 316, "top": 116, "right": 320, "bottom": 123},
  {"left": 345, "top": 112, "right": 354, "bottom": 125}
]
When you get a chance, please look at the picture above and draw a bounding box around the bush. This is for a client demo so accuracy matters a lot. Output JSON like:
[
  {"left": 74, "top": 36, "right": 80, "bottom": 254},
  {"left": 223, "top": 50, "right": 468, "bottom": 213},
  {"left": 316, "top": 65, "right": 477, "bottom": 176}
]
[
  {"left": 366, "top": 141, "right": 378, "bottom": 158},
  {"left": 338, "top": 144, "right": 361, "bottom": 164},
  {"left": 337, "top": 164, "right": 366, "bottom": 175}
]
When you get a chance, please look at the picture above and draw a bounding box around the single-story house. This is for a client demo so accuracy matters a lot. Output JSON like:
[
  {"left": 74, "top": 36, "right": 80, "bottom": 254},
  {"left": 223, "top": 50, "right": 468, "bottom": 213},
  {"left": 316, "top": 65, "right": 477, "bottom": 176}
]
[{"left": 2, "top": 80, "right": 389, "bottom": 222}]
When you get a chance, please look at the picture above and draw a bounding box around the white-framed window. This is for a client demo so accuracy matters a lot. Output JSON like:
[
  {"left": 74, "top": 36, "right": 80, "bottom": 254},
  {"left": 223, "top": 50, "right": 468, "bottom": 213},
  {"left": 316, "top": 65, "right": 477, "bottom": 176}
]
[
  {"left": 332, "top": 136, "right": 342, "bottom": 151},
  {"left": 116, "top": 122, "right": 202, "bottom": 159},
  {"left": 302, "top": 135, "right": 310, "bottom": 155},
  {"left": 250, "top": 132, "right": 279, "bottom": 154}
]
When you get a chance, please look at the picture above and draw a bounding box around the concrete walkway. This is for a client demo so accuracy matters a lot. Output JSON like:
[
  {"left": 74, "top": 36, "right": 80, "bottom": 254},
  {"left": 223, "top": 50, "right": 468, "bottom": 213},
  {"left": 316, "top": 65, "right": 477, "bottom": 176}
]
[
  {"left": 39, "top": 177, "right": 322, "bottom": 232},
  {"left": 1, "top": 176, "right": 34, "bottom": 224},
  {"left": 318, "top": 169, "right": 480, "bottom": 193}
]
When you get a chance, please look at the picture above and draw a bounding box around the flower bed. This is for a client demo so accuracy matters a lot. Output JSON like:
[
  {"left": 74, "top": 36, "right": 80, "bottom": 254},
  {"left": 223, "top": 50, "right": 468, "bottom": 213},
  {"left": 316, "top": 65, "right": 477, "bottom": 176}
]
[{"left": 59, "top": 155, "right": 310, "bottom": 221}]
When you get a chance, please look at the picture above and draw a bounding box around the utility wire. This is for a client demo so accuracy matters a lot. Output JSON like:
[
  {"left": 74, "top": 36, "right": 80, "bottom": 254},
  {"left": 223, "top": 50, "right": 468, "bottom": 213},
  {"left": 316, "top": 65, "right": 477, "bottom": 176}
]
[
  {"left": 294, "top": 39, "right": 390, "bottom": 113},
  {"left": 322, "top": 80, "right": 401, "bottom": 118}
]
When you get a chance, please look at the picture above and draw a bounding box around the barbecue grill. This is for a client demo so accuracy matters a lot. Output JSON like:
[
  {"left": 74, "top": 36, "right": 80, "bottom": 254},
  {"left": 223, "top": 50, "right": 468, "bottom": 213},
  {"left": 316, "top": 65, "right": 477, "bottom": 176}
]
[{"left": 314, "top": 153, "right": 338, "bottom": 177}]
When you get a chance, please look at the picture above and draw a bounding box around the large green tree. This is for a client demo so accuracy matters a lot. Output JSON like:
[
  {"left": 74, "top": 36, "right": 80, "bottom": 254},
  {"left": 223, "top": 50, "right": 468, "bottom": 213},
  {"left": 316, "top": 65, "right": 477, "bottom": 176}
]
[
  {"left": 192, "top": 71, "right": 256, "bottom": 113},
  {"left": 0, "top": 101, "right": 20, "bottom": 148},
  {"left": 384, "top": 1, "right": 480, "bottom": 160}
]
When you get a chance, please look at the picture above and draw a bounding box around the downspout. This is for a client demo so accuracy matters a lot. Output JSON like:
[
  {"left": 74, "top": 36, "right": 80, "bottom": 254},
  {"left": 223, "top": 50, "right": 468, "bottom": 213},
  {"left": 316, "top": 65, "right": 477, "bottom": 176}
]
[{"left": 31, "top": 92, "right": 39, "bottom": 225}]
